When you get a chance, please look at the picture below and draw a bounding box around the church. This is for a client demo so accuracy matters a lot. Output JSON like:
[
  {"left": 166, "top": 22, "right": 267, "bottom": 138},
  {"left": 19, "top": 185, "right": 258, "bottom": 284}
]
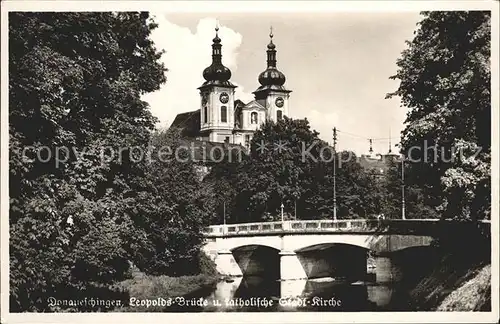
[
  {"left": 170, "top": 26, "right": 291, "bottom": 148},
  {"left": 169, "top": 25, "right": 398, "bottom": 171}
]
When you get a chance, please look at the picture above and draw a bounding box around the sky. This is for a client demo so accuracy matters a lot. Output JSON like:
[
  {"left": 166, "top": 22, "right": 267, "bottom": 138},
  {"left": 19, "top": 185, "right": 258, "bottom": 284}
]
[{"left": 142, "top": 12, "right": 423, "bottom": 156}]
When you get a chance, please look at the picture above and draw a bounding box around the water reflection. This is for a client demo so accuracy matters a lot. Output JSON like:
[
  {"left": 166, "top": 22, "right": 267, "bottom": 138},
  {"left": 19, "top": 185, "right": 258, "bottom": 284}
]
[{"left": 189, "top": 276, "right": 409, "bottom": 312}]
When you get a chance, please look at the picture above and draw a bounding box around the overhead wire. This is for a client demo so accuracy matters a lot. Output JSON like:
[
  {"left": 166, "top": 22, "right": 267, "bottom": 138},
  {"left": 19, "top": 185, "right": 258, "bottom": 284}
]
[
  {"left": 335, "top": 128, "right": 401, "bottom": 153},
  {"left": 336, "top": 129, "right": 399, "bottom": 141}
]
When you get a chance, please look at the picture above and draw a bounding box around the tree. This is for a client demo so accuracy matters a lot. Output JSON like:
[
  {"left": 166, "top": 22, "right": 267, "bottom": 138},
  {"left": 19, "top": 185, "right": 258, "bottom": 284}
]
[
  {"left": 380, "top": 159, "right": 440, "bottom": 219},
  {"left": 202, "top": 149, "right": 241, "bottom": 224},
  {"left": 9, "top": 12, "right": 167, "bottom": 311},
  {"left": 129, "top": 129, "right": 217, "bottom": 276},
  {"left": 309, "top": 150, "right": 383, "bottom": 219},
  {"left": 240, "top": 117, "right": 321, "bottom": 220},
  {"left": 386, "top": 11, "right": 491, "bottom": 220},
  {"left": 220, "top": 117, "right": 381, "bottom": 222}
]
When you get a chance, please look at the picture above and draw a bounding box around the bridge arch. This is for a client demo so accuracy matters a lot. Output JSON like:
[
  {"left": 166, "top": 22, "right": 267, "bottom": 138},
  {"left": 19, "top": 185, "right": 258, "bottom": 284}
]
[
  {"left": 284, "top": 234, "right": 373, "bottom": 252},
  {"left": 283, "top": 234, "right": 433, "bottom": 253},
  {"left": 294, "top": 242, "right": 369, "bottom": 280},
  {"left": 221, "top": 235, "right": 282, "bottom": 252},
  {"left": 210, "top": 231, "right": 434, "bottom": 255},
  {"left": 231, "top": 244, "right": 280, "bottom": 253},
  {"left": 230, "top": 244, "right": 281, "bottom": 280}
]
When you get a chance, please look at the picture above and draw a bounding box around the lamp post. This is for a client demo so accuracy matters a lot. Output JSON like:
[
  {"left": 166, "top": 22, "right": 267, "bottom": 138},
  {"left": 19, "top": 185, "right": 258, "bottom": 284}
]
[
  {"left": 294, "top": 199, "right": 297, "bottom": 220},
  {"left": 281, "top": 202, "right": 284, "bottom": 222},
  {"left": 223, "top": 201, "right": 227, "bottom": 235},
  {"left": 401, "top": 156, "right": 406, "bottom": 220},
  {"left": 333, "top": 127, "right": 338, "bottom": 221}
]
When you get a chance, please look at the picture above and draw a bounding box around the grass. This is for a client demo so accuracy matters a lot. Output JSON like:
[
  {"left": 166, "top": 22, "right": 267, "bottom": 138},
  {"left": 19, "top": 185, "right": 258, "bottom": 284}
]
[
  {"left": 407, "top": 230, "right": 491, "bottom": 312},
  {"left": 408, "top": 253, "right": 491, "bottom": 311},
  {"left": 437, "top": 264, "right": 491, "bottom": 311},
  {"left": 113, "top": 266, "right": 219, "bottom": 312}
]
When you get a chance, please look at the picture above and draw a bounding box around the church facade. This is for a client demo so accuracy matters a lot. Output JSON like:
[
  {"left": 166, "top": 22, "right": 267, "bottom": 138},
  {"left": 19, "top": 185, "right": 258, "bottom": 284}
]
[{"left": 170, "top": 27, "right": 291, "bottom": 148}]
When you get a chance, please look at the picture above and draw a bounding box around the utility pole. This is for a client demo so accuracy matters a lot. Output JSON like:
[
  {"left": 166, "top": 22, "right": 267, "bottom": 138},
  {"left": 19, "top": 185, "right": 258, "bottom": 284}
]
[
  {"left": 388, "top": 127, "right": 392, "bottom": 154},
  {"left": 333, "top": 127, "right": 338, "bottom": 221},
  {"left": 401, "top": 156, "right": 406, "bottom": 220}
]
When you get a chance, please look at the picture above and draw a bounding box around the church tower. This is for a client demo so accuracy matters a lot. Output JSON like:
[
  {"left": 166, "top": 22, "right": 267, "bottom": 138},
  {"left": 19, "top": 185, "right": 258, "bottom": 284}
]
[
  {"left": 198, "top": 26, "right": 237, "bottom": 143},
  {"left": 253, "top": 28, "right": 292, "bottom": 122}
]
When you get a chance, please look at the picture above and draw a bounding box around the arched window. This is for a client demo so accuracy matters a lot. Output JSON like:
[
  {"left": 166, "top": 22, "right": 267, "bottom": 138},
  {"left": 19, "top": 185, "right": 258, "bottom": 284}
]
[
  {"left": 203, "top": 106, "right": 208, "bottom": 123},
  {"left": 251, "top": 112, "right": 258, "bottom": 124},
  {"left": 277, "top": 110, "right": 283, "bottom": 120},
  {"left": 221, "top": 106, "right": 227, "bottom": 123}
]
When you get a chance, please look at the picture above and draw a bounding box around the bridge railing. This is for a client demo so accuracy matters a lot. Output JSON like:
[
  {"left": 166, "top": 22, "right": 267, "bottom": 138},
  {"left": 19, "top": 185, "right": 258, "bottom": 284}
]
[
  {"left": 203, "top": 219, "right": 491, "bottom": 237},
  {"left": 204, "top": 219, "right": 379, "bottom": 236}
]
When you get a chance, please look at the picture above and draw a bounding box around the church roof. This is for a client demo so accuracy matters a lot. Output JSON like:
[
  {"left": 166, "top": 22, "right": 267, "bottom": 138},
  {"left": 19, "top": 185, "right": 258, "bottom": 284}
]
[
  {"left": 234, "top": 99, "right": 246, "bottom": 108},
  {"left": 358, "top": 154, "right": 401, "bottom": 173},
  {"left": 253, "top": 84, "right": 292, "bottom": 93},
  {"left": 169, "top": 109, "right": 201, "bottom": 138},
  {"left": 358, "top": 155, "right": 387, "bottom": 170},
  {"left": 169, "top": 108, "right": 248, "bottom": 164}
]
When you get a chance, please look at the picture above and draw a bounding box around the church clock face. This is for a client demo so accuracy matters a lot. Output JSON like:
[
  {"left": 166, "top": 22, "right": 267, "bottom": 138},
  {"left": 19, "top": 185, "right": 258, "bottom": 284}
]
[
  {"left": 219, "top": 92, "right": 229, "bottom": 104},
  {"left": 275, "top": 97, "right": 284, "bottom": 108}
]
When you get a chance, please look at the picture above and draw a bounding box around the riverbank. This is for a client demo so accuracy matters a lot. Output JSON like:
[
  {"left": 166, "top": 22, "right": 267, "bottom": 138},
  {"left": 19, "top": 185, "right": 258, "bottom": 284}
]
[
  {"left": 408, "top": 257, "right": 491, "bottom": 311},
  {"left": 113, "top": 267, "right": 219, "bottom": 312},
  {"left": 437, "top": 264, "right": 491, "bottom": 311},
  {"left": 407, "top": 224, "right": 491, "bottom": 311}
]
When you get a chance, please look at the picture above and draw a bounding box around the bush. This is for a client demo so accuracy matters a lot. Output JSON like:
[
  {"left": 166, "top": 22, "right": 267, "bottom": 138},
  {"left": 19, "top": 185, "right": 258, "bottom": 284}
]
[
  {"left": 196, "top": 251, "right": 218, "bottom": 277},
  {"left": 115, "top": 256, "right": 219, "bottom": 312}
]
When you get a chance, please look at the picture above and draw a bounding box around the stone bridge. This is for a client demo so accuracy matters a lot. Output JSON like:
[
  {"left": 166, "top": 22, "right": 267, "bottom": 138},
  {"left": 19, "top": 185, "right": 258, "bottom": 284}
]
[{"left": 203, "top": 219, "right": 490, "bottom": 291}]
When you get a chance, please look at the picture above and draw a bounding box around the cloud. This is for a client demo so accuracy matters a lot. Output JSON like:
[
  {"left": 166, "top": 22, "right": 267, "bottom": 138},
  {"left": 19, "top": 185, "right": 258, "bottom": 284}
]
[
  {"left": 142, "top": 15, "right": 253, "bottom": 129},
  {"left": 306, "top": 109, "right": 339, "bottom": 141},
  {"left": 140, "top": 14, "right": 402, "bottom": 156}
]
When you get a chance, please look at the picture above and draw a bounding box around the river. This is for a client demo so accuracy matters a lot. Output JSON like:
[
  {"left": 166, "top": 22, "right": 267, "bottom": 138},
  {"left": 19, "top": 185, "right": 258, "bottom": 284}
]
[{"left": 165, "top": 275, "right": 413, "bottom": 312}]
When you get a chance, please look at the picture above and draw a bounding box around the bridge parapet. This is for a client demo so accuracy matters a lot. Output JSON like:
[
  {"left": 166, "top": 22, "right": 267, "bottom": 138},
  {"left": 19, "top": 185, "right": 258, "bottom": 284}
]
[
  {"left": 204, "top": 219, "right": 490, "bottom": 237},
  {"left": 205, "top": 219, "right": 388, "bottom": 237}
]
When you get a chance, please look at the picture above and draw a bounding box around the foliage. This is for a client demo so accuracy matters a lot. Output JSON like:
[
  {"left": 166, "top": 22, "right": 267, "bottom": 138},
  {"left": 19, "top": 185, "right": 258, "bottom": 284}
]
[
  {"left": 115, "top": 260, "right": 218, "bottom": 312},
  {"left": 202, "top": 146, "right": 242, "bottom": 224},
  {"left": 381, "top": 159, "right": 440, "bottom": 219},
  {"left": 206, "top": 117, "right": 383, "bottom": 222},
  {"left": 129, "top": 129, "right": 217, "bottom": 276},
  {"left": 409, "top": 220, "right": 490, "bottom": 311},
  {"left": 9, "top": 12, "right": 212, "bottom": 312},
  {"left": 386, "top": 11, "right": 491, "bottom": 220}
]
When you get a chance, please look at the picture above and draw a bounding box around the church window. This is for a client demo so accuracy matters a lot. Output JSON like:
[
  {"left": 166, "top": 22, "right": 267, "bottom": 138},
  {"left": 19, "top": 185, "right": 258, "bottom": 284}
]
[
  {"left": 245, "top": 135, "right": 250, "bottom": 147},
  {"left": 277, "top": 110, "right": 283, "bottom": 120},
  {"left": 251, "top": 112, "right": 258, "bottom": 124},
  {"left": 221, "top": 106, "right": 227, "bottom": 123},
  {"left": 204, "top": 106, "right": 208, "bottom": 123}
]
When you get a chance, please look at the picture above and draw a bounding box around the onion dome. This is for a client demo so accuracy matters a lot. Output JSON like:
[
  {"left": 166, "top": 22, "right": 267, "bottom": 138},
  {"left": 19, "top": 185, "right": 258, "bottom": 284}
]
[
  {"left": 256, "top": 27, "right": 287, "bottom": 89},
  {"left": 258, "top": 68, "right": 286, "bottom": 87},
  {"left": 201, "top": 26, "right": 233, "bottom": 85}
]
